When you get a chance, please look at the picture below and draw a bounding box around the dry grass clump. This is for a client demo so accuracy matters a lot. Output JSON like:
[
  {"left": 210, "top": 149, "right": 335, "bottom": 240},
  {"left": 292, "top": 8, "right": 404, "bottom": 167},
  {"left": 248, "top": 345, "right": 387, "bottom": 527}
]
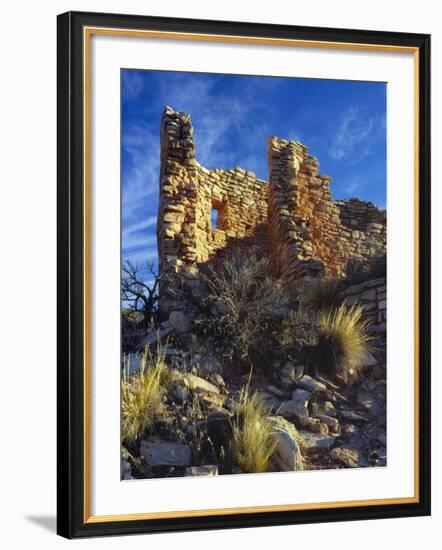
[
  {"left": 315, "top": 304, "right": 373, "bottom": 383},
  {"left": 301, "top": 278, "right": 341, "bottom": 313},
  {"left": 121, "top": 348, "right": 171, "bottom": 444},
  {"left": 231, "top": 388, "right": 277, "bottom": 473}
]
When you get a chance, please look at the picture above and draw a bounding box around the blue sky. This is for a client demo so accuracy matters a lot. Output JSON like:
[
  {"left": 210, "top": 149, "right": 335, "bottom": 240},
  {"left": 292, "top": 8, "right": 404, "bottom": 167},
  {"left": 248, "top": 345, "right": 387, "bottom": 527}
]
[{"left": 122, "top": 69, "right": 386, "bottom": 271}]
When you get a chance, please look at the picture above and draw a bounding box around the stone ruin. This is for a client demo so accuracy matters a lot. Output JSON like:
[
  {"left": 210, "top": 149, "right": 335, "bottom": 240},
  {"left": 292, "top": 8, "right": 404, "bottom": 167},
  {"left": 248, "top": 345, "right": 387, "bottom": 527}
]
[{"left": 157, "top": 106, "right": 386, "bottom": 318}]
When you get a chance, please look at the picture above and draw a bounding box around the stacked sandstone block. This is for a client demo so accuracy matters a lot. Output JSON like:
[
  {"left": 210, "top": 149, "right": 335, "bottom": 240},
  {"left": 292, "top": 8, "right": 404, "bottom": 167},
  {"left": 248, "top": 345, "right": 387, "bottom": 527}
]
[
  {"left": 268, "top": 137, "right": 386, "bottom": 283},
  {"left": 343, "top": 277, "right": 387, "bottom": 346}
]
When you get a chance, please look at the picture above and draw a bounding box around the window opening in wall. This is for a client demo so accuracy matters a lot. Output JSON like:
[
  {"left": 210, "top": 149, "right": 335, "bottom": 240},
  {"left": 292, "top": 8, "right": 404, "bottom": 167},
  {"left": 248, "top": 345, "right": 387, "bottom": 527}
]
[{"left": 211, "top": 207, "right": 219, "bottom": 229}]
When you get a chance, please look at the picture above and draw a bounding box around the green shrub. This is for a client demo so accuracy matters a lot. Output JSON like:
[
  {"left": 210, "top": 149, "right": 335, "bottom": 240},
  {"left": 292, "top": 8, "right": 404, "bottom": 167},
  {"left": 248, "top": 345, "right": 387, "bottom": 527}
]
[
  {"left": 314, "top": 304, "right": 373, "bottom": 384},
  {"left": 231, "top": 388, "right": 277, "bottom": 473}
]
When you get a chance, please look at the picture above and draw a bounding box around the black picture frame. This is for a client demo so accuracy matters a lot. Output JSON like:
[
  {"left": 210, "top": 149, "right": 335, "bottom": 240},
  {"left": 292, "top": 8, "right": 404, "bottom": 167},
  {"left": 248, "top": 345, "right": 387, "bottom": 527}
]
[{"left": 57, "top": 10, "right": 431, "bottom": 539}]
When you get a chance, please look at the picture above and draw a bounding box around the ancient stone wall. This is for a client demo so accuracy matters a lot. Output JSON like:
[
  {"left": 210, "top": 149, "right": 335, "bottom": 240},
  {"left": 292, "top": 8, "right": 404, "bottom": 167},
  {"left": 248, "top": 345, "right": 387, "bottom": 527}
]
[
  {"left": 157, "top": 107, "right": 386, "bottom": 316},
  {"left": 342, "top": 277, "right": 387, "bottom": 350},
  {"left": 268, "top": 137, "right": 386, "bottom": 283},
  {"left": 158, "top": 107, "right": 268, "bottom": 314}
]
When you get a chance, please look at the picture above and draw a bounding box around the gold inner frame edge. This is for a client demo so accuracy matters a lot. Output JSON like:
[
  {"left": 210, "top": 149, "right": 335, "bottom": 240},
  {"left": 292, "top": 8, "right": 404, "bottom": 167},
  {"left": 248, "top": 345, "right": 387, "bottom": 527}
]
[{"left": 82, "top": 26, "right": 420, "bottom": 524}]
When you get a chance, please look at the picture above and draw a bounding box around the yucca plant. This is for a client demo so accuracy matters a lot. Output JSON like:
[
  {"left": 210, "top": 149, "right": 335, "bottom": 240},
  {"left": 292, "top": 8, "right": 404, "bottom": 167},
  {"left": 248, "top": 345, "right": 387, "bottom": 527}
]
[
  {"left": 231, "top": 388, "right": 277, "bottom": 473},
  {"left": 121, "top": 347, "right": 170, "bottom": 445},
  {"left": 314, "top": 304, "right": 374, "bottom": 384}
]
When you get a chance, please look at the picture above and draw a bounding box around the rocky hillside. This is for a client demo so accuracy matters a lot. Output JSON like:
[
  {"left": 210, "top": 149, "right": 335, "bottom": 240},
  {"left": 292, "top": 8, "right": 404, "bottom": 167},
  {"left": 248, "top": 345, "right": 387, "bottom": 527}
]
[{"left": 121, "top": 254, "right": 386, "bottom": 480}]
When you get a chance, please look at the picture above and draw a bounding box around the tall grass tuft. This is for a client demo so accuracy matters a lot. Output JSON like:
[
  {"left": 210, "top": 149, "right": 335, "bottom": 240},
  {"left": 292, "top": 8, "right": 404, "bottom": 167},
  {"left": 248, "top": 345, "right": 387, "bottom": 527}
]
[
  {"left": 231, "top": 388, "right": 277, "bottom": 473},
  {"left": 121, "top": 347, "right": 170, "bottom": 445},
  {"left": 315, "top": 304, "right": 373, "bottom": 383}
]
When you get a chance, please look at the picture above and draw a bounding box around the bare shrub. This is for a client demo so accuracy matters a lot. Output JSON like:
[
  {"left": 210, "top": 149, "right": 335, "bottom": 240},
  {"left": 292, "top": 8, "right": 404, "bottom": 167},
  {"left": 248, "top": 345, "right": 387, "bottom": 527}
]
[
  {"left": 189, "top": 253, "right": 290, "bottom": 369},
  {"left": 122, "top": 260, "right": 160, "bottom": 327}
]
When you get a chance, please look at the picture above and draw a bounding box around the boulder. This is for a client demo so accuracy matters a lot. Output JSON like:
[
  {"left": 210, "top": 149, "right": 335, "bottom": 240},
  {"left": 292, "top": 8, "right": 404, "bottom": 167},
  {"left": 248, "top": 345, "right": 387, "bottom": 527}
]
[
  {"left": 139, "top": 439, "right": 191, "bottom": 467},
  {"left": 267, "top": 416, "right": 304, "bottom": 471}
]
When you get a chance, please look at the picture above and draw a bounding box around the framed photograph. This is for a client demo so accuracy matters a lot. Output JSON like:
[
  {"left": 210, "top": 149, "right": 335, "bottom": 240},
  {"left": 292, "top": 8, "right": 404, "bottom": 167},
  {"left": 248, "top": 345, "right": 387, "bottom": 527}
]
[{"left": 57, "top": 11, "right": 431, "bottom": 538}]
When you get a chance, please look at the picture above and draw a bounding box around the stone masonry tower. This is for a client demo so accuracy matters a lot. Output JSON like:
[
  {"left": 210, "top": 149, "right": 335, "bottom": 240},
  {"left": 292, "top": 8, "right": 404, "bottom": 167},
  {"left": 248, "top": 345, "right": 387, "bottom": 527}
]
[{"left": 157, "top": 107, "right": 386, "bottom": 317}]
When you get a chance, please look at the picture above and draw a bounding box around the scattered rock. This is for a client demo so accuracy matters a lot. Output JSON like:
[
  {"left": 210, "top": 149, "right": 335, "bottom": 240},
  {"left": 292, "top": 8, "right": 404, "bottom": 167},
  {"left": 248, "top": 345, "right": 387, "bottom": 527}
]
[
  {"left": 267, "top": 384, "right": 288, "bottom": 397},
  {"left": 357, "top": 391, "right": 378, "bottom": 413},
  {"left": 298, "top": 431, "right": 336, "bottom": 452},
  {"left": 211, "top": 373, "right": 226, "bottom": 388},
  {"left": 267, "top": 416, "right": 304, "bottom": 471},
  {"left": 260, "top": 392, "right": 285, "bottom": 412},
  {"left": 330, "top": 447, "right": 361, "bottom": 467},
  {"left": 309, "top": 422, "right": 329, "bottom": 435},
  {"left": 339, "top": 410, "right": 368, "bottom": 423},
  {"left": 278, "top": 389, "right": 311, "bottom": 422},
  {"left": 317, "top": 376, "right": 339, "bottom": 391},
  {"left": 280, "top": 362, "right": 303, "bottom": 381},
  {"left": 140, "top": 439, "right": 191, "bottom": 467},
  {"left": 314, "top": 400, "right": 337, "bottom": 417},
  {"left": 279, "top": 376, "right": 293, "bottom": 389},
  {"left": 184, "top": 373, "right": 220, "bottom": 395},
  {"left": 342, "top": 423, "right": 358, "bottom": 435},
  {"left": 136, "top": 322, "right": 174, "bottom": 351},
  {"left": 317, "top": 414, "right": 339, "bottom": 428},
  {"left": 185, "top": 465, "right": 218, "bottom": 476},
  {"left": 296, "top": 375, "right": 327, "bottom": 393}
]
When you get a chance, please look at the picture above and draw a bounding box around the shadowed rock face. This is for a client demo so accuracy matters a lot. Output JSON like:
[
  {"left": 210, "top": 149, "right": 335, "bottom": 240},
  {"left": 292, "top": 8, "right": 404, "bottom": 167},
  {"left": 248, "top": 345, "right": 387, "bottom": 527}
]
[{"left": 157, "top": 106, "right": 386, "bottom": 316}]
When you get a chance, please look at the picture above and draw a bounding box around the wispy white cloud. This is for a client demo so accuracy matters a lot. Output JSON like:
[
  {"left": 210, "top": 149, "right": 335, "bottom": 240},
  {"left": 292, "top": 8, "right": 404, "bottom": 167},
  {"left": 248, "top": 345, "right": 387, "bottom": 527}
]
[
  {"left": 328, "top": 106, "right": 385, "bottom": 164},
  {"left": 123, "top": 233, "right": 157, "bottom": 254},
  {"left": 122, "top": 122, "right": 160, "bottom": 223},
  {"left": 154, "top": 73, "right": 278, "bottom": 171}
]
